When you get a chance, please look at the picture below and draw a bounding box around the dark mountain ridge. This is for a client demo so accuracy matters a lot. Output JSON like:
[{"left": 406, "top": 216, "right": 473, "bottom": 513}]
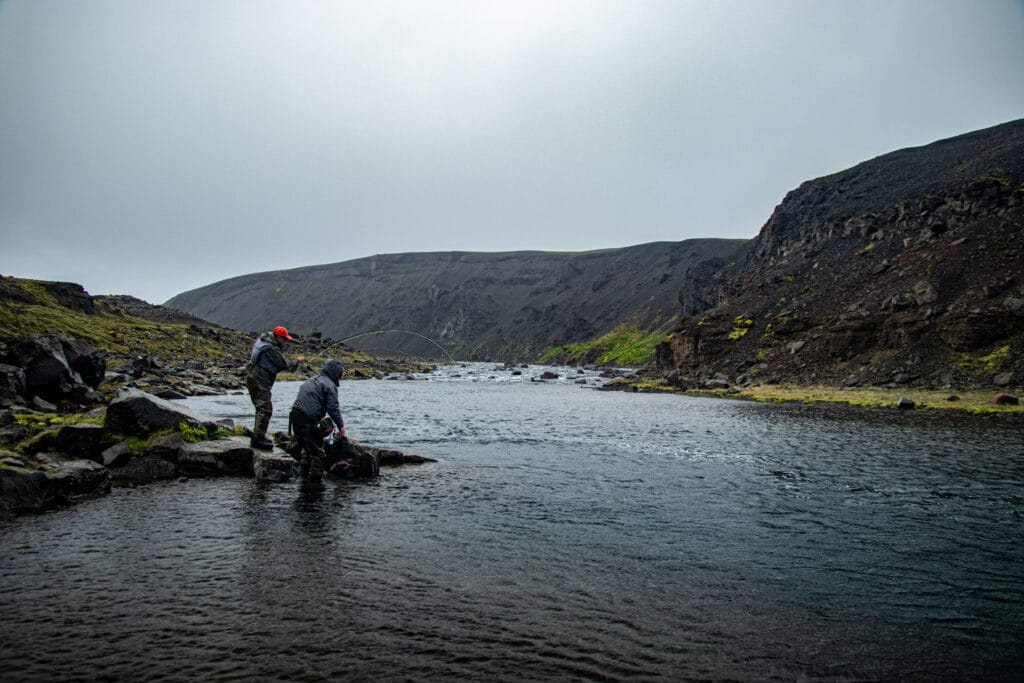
[
  {"left": 165, "top": 240, "right": 748, "bottom": 361},
  {"left": 166, "top": 118, "right": 1024, "bottom": 388},
  {"left": 657, "top": 118, "right": 1024, "bottom": 390}
]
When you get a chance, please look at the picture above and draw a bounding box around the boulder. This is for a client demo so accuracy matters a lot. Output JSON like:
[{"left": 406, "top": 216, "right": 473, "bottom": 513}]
[
  {"left": 32, "top": 396, "right": 59, "bottom": 412},
  {"left": 328, "top": 438, "right": 435, "bottom": 474},
  {"left": 60, "top": 336, "right": 106, "bottom": 389},
  {"left": 113, "top": 454, "right": 178, "bottom": 483},
  {"left": 0, "top": 363, "right": 25, "bottom": 400},
  {"left": 144, "top": 432, "right": 187, "bottom": 459},
  {"left": 177, "top": 436, "right": 253, "bottom": 477},
  {"left": 152, "top": 386, "right": 189, "bottom": 400},
  {"left": 41, "top": 458, "right": 112, "bottom": 503},
  {"left": 0, "top": 452, "right": 110, "bottom": 517},
  {"left": 104, "top": 388, "right": 213, "bottom": 437},
  {"left": 100, "top": 441, "right": 131, "bottom": 468},
  {"left": 4, "top": 333, "right": 106, "bottom": 402},
  {"left": 55, "top": 423, "right": 106, "bottom": 461},
  {"left": 326, "top": 438, "right": 381, "bottom": 479},
  {"left": 991, "top": 393, "right": 1019, "bottom": 406},
  {"left": 897, "top": 396, "right": 916, "bottom": 410},
  {"left": 993, "top": 372, "right": 1013, "bottom": 387},
  {"left": 253, "top": 449, "right": 296, "bottom": 482},
  {"left": 0, "top": 458, "right": 48, "bottom": 517},
  {"left": 1003, "top": 297, "right": 1024, "bottom": 316},
  {"left": 8, "top": 334, "right": 79, "bottom": 402}
]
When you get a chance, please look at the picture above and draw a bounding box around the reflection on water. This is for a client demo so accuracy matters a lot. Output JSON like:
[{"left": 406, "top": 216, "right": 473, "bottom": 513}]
[{"left": 1, "top": 363, "right": 1022, "bottom": 680}]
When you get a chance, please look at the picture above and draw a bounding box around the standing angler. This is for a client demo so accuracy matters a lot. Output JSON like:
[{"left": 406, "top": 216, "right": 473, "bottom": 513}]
[
  {"left": 289, "top": 359, "right": 346, "bottom": 487},
  {"left": 246, "top": 325, "right": 303, "bottom": 450}
]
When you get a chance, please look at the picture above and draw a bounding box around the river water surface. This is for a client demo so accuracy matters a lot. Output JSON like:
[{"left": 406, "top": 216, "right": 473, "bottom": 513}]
[{"left": 2, "top": 363, "right": 1022, "bottom": 680}]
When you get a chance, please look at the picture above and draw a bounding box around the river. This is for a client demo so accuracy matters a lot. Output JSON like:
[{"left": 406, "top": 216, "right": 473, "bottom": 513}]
[{"left": 1, "top": 363, "right": 1022, "bottom": 680}]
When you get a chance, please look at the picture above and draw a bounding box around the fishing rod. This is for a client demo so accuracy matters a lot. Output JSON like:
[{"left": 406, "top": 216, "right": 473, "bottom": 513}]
[{"left": 313, "top": 329, "right": 457, "bottom": 364}]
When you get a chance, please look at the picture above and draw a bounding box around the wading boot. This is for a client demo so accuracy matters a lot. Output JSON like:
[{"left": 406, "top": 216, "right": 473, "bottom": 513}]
[
  {"left": 250, "top": 435, "right": 274, "bottom": 451},
  {"left": 302, "top": 455, "right": 325, "bottom": 490}
]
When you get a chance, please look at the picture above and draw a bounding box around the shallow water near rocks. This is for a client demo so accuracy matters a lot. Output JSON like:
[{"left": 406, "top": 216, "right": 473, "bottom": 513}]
[{"left": 2, "top": 363, "right": 1022, "bottom": 680}]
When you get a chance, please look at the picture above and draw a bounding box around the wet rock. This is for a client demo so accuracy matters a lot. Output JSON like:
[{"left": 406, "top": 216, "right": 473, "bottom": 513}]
[
  {"left": 539, "top": 371, "right": 559, "bottom": 380},
  {"left": 113, "top": 454, "right": 178, "bottom": 484},
  {"left": 144, "top": 433, "right": 187, "bottom": 459},
  {"left": 39, "top": 458, "right": 112, "bottom": 502},
  {"left": 253, "top": 449, "right": 295, "bottom": 482},
  {"left": 897, "top": 396, "right": 916, "bottom": 410},
  {"left": 0, "top": 453, "right": 111, "bottom": 517},
  {"left": 177, "top": 436, "right": 253, "bottom": 477},
  {"left": 323, "top": 438, "right": 434, "bottom": 479},
  {"left": 0, "top": 458, "right": 47, "bottom": 517},
  {"left": 104, "top": 388, "right": 212, "bottom": 437},
  {"left": 100, "top": 441, "right": 131, "bottom": 468},
  {"left": 991, "top": 393, "right": 1019, "bottom": 406},
  {"left": 177, "top": 438, "right": 254, "bottom": 475},
  {"left": 327, "top": 439, "right": 381, "bottom": 479}
]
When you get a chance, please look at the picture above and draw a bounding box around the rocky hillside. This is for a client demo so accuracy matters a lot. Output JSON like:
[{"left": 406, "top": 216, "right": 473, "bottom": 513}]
[
  {"left": 0, "top": 277, "right": 434, "bottom": 400},
  {"left": 655, "top": 118, "right": 1024, "bottom": 390},
  {"left": 165, "top": 240, "right": 748, "bottom": 361}
]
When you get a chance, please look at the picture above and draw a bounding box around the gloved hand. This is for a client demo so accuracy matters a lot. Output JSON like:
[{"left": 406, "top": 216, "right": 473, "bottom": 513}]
[{"left": 337, "top": 427, "right": 347, "bottom": 442}]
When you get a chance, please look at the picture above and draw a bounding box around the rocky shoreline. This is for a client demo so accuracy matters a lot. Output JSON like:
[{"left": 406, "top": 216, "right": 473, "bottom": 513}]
[{"left": 0, "top": 331, "right": 435, "bottom": 519}]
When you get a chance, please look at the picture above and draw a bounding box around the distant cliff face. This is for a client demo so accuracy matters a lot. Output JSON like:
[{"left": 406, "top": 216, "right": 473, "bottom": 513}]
[
  {"left": 658, "top": 118, "right": 1024, "bottom": 389},
  {"left": 165, "top": 240, "right": 748, "bottom": 361}
]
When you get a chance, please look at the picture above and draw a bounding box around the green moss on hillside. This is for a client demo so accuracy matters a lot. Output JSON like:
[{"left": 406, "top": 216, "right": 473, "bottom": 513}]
[
  {"left": 538, "top": 324, "right": 671, "bottom": 366},
  {"left": 0, "top": 277, "right": 232, "bottom": 358}
]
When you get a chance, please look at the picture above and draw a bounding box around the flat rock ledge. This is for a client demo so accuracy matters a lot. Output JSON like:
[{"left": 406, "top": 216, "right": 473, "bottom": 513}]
[
  {"left": 1, "top": 389, "right": 434, "bottom": 519},
  {"left": 1, "top": 451, "right": 111, "bottom": 518}
]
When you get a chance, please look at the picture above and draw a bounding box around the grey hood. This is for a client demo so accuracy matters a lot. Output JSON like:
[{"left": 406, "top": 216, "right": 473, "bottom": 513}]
[{"left": 323, "top": 359, "right": 344, "bottom": 384}]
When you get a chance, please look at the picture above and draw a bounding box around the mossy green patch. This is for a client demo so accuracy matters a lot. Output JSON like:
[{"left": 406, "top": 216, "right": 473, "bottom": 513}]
[
  {"left": 0, "top": 289, "right": 227, "bottom": 359},
  {"left": 954, "top": 345, "right": 1012, "bottom": 375},
  {"left": 178, "top": 421, "right": 233, "bottom": 443},
  {"left": 538, "top": 323, "right": 672, "bottom": 366},
  {"left": 729, "top": 316, "right": 753, "bottom": 341}
]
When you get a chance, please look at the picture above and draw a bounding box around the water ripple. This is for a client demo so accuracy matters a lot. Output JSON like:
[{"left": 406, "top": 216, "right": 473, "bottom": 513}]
[{"left": 2, "top": 364, "right": 1022, "bottom": 679}]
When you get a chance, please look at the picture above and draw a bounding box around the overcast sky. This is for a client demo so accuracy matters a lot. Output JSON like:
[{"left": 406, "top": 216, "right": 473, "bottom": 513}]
[{"left": 1, "top": 0, "right": 1022, "bottom": 304}]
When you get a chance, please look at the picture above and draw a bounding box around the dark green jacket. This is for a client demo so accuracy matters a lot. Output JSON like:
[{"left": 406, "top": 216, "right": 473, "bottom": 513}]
[{"left": 246, "top": 332, "right": 298, "bottom": 386}]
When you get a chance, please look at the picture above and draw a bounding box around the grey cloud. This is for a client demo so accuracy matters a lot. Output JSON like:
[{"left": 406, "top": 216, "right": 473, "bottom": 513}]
[{"left": 1, "top": 0, "right": 1022, "bottom": 303}]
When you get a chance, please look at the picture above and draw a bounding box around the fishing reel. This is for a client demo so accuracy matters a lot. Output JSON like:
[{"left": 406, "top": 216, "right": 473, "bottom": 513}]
[{"left": 314, "top": 416, "right": 336, "bottom": 439}]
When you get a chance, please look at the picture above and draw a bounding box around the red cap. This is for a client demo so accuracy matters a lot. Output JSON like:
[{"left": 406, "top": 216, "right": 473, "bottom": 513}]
[{"left": 274, "top": 326, "right": 294, "bottom": 340}]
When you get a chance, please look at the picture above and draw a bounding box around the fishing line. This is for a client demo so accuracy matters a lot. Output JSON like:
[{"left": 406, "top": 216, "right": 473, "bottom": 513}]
[{"left": 315, "top": 329, "right": 457, "bottom": 364}]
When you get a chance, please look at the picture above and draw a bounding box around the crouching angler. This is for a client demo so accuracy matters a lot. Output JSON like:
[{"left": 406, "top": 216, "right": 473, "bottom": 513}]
[
  {"left": 246, "top": 325, "right": 304, "bottom": 450},
  {"left": 289, "top": 359, "right": 346, "bottom": 487}
]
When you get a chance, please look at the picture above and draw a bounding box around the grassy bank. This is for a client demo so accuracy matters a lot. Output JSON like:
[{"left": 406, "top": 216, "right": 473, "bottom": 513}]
[
  {"left": 610, "top": 377, "right": 1022, "bottom": 415},
  {"left": 734, "top": 384, "right": 1022, "bottom": 415}
]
